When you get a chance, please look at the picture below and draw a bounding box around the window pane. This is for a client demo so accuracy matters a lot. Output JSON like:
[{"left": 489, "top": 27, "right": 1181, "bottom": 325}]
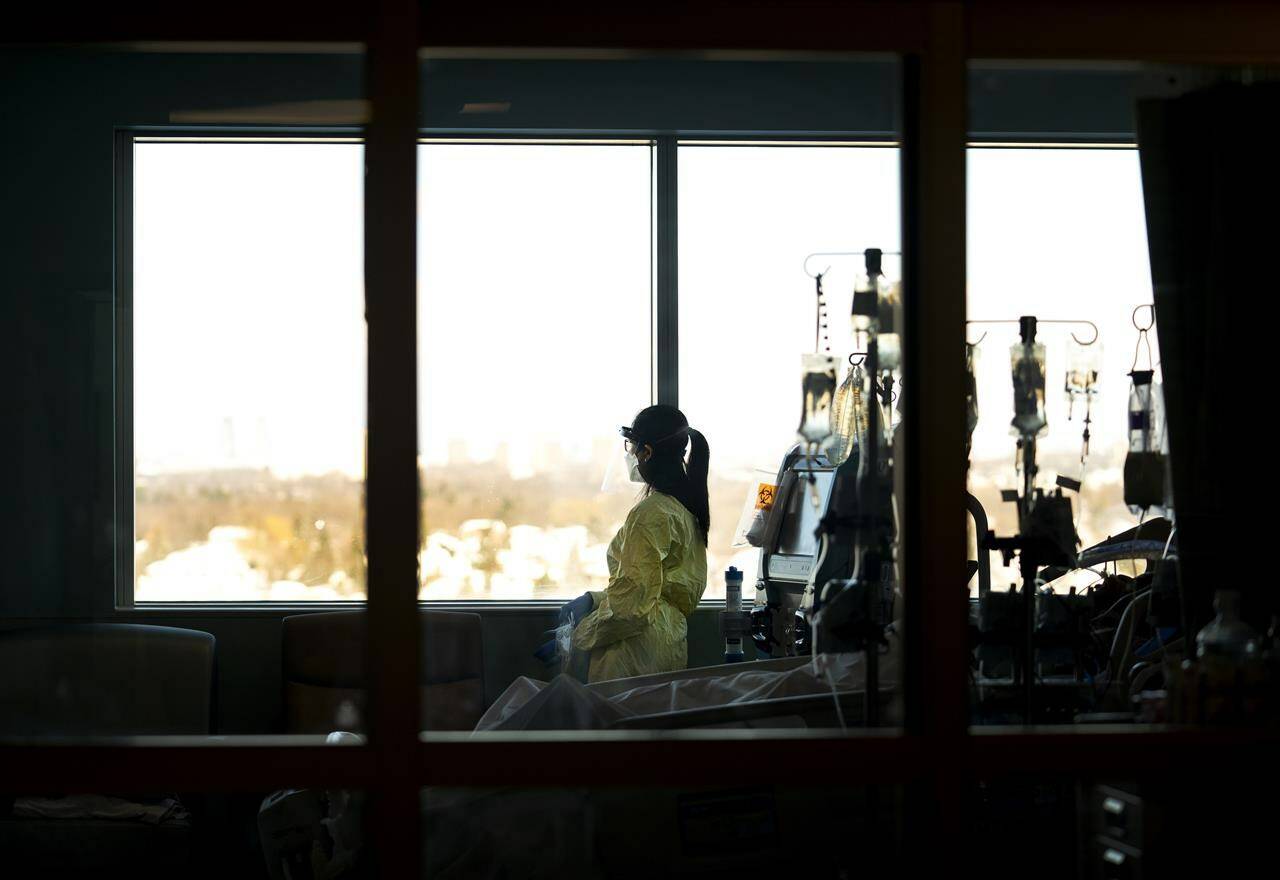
[
  {"left": 967, "top": 148, "right": 1155, "bottom": 595},
  {"left": 678, "top": 145, "right": 902, "bottom": 600},
  {"left": 133, "top": 142, "right": 366, "bottom": 602},
  {"left": 417, "top": 144, "right": 652, "bottom": 601},
  {"left": 6, "top": 43, "right": 370, "bottom": 741}
]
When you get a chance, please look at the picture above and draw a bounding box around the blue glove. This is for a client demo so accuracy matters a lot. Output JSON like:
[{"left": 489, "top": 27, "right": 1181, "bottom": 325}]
[
  {"left": 559, "top": 592, "right": 594, "bottom": 627},
  {"left": 533, "top": 639, "right": 558, "bottom": 665}
]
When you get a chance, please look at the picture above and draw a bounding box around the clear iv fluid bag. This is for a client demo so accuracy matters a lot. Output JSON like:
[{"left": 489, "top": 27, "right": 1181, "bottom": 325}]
[
  {"left": 799, "top": 353, "right": 839, "bottom": 445},
  {"left": 851, "top": 272, "right": 878, "bottom": 333},
  {"left": 1127, "top": 370, "right": 1164, "bottom": 453},
  {"left": 829, "top": 364, "right": 867, "bottom": 465},
  {"left": 1124, "top": 370, "right": 1166, "bottom": 515},
  {"left": 1064, "top": 342, "right": 1101, "bottom": 418},
  {"left": 878, "top": 280, "right": 902, "bottom": 336},
  {"left": 964, "top": 344, "right": 980, "bottom": 452},
  {"left": 1010, "top": 340, "right": 1048, "bottom": 437},
  {"left": 851, "top": 272, "right": 900, "bottom": 335},
  {"left": 877, "top": 333, "right": 901, "bottom": 372}
]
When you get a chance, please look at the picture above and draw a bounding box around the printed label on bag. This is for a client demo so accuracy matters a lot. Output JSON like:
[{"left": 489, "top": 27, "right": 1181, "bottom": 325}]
[{"left": 755, "top": 483, "right": 777, "bottom": 511}]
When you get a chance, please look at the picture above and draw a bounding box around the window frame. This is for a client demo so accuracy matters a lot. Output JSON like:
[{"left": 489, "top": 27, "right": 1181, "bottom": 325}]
[{"left": 114, "top": 128, "right": 370, "bottom": 612}]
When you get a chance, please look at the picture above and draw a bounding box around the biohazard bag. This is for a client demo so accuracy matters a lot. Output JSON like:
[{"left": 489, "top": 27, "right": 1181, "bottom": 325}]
[{"left": 732, "top": 469, "right": 780, "bottom": 548}]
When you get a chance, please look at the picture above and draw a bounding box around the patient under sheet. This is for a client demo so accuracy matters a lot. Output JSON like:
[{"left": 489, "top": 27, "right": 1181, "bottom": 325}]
[
  {"left": 424, "top": 653, "right": 899, "bottom": 877},
  {"left": 475, "top": 651, "right": 899, "bottom": 732}
]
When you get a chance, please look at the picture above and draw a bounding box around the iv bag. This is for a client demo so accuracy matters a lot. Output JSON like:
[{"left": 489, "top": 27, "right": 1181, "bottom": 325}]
[
  {"left": 878, "top": 279, "right": 902, "bottom": 335},
  {"left": 1010, "top": 340, "right": 1048, "bottom": 437},
  {"left": 850, "top": 252, "right": 899, "bottom": 335},
  {"left": 894, "top": 375, "right": 905, "bottom": 431},
  {"left": 1064, "top": 342, "right": 1101, "bottom": 419},
  {"left": 829, "top": 363, "right": 868, "bottom": 466},
  {"left": 964, "top": 344, "right": 980, "bottom": 453},
  {"left": 1124, "top": 370, "right": 1167, "bottom": 514},
  {"left": 851, "top": 273, "right": 878, "bottom": 333},
  {"left": 877, "top": 333, "right": 901, "bottom": 372},
  {"left": 798, "top": 353, "right": 839, "bottom": 446},
  {"left": 1127, "top": 370, "right": 1164, "bottom": 453}
]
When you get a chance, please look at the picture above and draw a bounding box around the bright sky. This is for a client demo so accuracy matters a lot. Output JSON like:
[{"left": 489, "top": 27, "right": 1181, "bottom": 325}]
[
  {"left": 134, "top": 142, "right": 1157, "bottom": 502},
  {"left": 417, "top": 144, "right": 651, "bottom": 475},
  {"left": 678, "top": 144, "right": 901, "bottom": 476},
  {"left": 967, "top": 148, "right": 1157, "bottom": 475},
  {"left": 134, "top": 142, "right": 366, "bottom": 478}
]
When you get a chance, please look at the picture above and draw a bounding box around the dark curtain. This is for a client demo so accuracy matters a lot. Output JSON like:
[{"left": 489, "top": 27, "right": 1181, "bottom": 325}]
[{"left": 1137, "top": 81, "right": 1279, "bottom": 631}]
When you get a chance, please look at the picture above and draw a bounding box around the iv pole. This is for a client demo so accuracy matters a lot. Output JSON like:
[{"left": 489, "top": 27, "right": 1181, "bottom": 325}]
[
  {"left": 805, "top": 249, "right": 898, "bottom": 729},
  {"left": 969, "top": 315, "right": 1095, "bottom": 722}
]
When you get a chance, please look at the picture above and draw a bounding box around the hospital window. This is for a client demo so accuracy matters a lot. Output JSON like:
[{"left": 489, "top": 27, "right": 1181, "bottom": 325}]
[
  {"left": 124, "top": 137, "right": 1151, "bottom": 605},
  {"left": 128, "top": 139, "right": 368, "bottom": 603}
]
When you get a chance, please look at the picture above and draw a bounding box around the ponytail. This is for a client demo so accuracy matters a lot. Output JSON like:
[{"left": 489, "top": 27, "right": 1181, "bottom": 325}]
[
  {"left": 628, "top": 405, "right": 712, "bottom": 545},
  {"left": 683, "top": 428, "right": 711, "bottom": 545}
]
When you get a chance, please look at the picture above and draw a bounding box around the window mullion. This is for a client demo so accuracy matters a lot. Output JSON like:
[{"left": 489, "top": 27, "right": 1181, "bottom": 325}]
[
  {"left": 655, "top": 136, "right": 678, "bottom": 407},
  {"left": 365, "top": 2, "right": 421, "bottom": 875},
  {"left": 113, "top": 129, "right": 136, "bottom": 612}
]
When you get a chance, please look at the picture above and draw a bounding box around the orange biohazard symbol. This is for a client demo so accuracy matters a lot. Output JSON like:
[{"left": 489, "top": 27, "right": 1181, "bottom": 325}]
[{"left": 755, "top": 483, "right": 777, "bottom": 511}]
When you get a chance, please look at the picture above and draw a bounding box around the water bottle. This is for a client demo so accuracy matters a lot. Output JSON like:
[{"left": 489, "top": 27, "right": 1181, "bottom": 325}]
[
  {"left": 1194, "top": 589, "right": 1263, "bottom": 723},
  {"left": 724, "top": 566, "right": 745, "bottom": 663}
]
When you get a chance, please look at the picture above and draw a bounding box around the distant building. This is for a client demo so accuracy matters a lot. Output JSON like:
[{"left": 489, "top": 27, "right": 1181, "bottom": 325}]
[
  {"left": 447, "top": 438, "right": 469, "bottom": 466},
  {"left": 533, "top": 439, "right": 565, "bottom": 474}
]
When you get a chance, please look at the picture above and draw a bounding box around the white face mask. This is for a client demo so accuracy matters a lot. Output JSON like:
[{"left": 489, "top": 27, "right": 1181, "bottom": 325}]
[{"left": 626, "top": 451, "right": 644, "bottom": 483}]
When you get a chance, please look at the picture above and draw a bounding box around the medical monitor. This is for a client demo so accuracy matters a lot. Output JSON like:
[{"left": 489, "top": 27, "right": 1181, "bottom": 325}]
[{"left": 765, "top": 467, "right": 836, "bottom": 584}]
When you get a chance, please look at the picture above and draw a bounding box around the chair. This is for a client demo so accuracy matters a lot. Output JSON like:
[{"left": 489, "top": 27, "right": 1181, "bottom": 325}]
[
  {"left": 0, "top": 622, "right": 215, "bottom": 737},
  {"left": 0, "top": 623, "right": 216, "bottom": 872},
  {"left": 281, "top": 610, "right": 485, "bottom": 733}
]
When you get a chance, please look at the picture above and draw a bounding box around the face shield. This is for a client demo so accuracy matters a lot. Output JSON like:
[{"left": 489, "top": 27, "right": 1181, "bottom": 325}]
[
  {"left": 599, "top": 429, "right": 646, "bottom": 495},
  {"left": 598, "top": 423, "right": 689, "bottom": 495}
]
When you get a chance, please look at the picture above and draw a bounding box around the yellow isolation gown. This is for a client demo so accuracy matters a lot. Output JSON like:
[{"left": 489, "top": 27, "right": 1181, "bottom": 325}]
[{"left": 572, "top": 491, "right": 708, "bottom": 683}]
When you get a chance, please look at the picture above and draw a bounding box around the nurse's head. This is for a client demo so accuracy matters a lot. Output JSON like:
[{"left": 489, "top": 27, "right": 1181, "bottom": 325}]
[{"left": 620, "top": 405, "right": 710, "bottom": 545}]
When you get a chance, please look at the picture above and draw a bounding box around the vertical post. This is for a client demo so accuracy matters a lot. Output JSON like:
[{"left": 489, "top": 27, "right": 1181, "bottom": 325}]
[
  {"left": 113, "top": 129, "right": 136, "bottom": 612},
  {"left": 655, "top": 136, "right": 679, "bottom": 407},
  {"left": 901, "top": 0, "right": 969, "bottom": 860},
  {"left": 365, "top": 0, "right": 420, "bottom": 874}
]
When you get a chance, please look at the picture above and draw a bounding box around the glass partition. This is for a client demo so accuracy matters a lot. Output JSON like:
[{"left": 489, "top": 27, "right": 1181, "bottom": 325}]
[
  {"left": 416, "top": 53, "right": 906, "bottom": 737},
  {"left": 964, "top": 61, "right": 1277, "bottom": 729},
  {"left": 1, "top": 43, "right": 368, "bottom": 740}
]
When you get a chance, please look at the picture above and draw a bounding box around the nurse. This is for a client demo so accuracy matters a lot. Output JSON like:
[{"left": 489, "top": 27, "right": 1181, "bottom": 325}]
[{"left": 562, "top": 405, "right": 710, "bottom": 682}]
